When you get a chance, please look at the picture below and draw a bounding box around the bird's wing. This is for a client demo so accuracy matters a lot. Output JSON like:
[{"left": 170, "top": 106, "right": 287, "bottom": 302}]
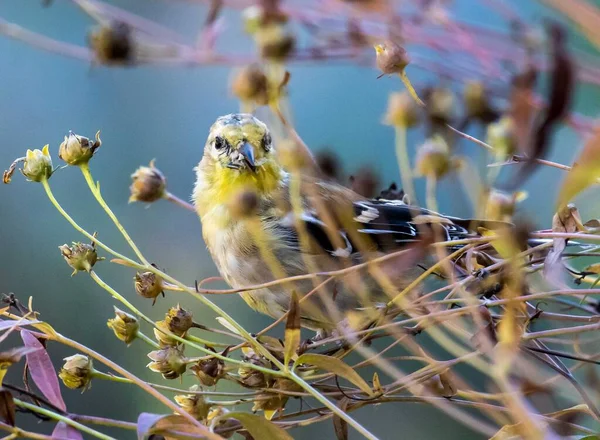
[{"left": 269, "top": 196, "right": 472, "bottom": 258}]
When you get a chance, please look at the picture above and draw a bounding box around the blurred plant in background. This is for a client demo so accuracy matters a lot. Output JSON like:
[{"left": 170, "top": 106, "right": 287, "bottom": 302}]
[{"left": 1, "top": 0, "right": 600, "bottom": 439}]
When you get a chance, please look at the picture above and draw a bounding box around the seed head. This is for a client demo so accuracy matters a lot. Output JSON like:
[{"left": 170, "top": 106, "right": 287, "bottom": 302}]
[
  {"left": 255, "top": 25, "right": 296, "bottom": 61},
  {"left": 88, "top": 21, "right": 134, "bottom": 65},
  {"left": 231, "top": 64, "right": 269, "bottom": 105},
  {"left": 486, "top": 116, "right": 517, "bottom": 158},
  {"left": 191, "top": 356, "right": 225, "bottom": 387},
  {"left": 165, "top": 305, "right": 193, "bottom": 335},
  {"left": 426, "top": 87, "right": 457, "bottom": 124},
  {"left": 174, "top": 386, "right": 211, "bottom": 422},
  {"left": 154, "top": 320, "right": 179, "bottom": 347},
  {"left": 59, "top": 354, "right": 94, "bottom": 391},
  {"left": 416, "top": 136, "right": 452, "bottom": 179},
  {"left": 238, "top": 347, "right": 272, "bottom": 388},
  {"left": 107, "top": 307, "right": 139, "bottom": 345},
  {"left": 129, "top": 160, "right": 167, "bottom": 203},
  {"left": 383, "top": 92, "right": 420, "bottom": 128},
  {"left": 59, "top": 131, "right": 101, "bottom": 166},
  {"left": 147, "top": 346, "right": 187, "bottom": 380},
  {"left": 134, "top": 270, "right": 164, "bottom": 305},
  {"left": 374, "top": 40, "right": 409, "bottom": 75},
  {"left": 58, "top": 236, "right": 103, "bottom": 276}
]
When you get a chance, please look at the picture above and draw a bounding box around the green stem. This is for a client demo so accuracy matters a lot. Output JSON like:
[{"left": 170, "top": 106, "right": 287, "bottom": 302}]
[
  {"left": 14, "top": 399, "right": 115, "bottom": 440},
  {"left": 426, "top": 175, "right": 438, "bottom": 212},
  {"left": 137, "top": 330, "right": 160, "bottom": 348},
  {"left": 80, "top": 163, "right": 149, "bottom": 265},
  {"left": 394, "top": 124, "right": 417, "bottom": 203}
]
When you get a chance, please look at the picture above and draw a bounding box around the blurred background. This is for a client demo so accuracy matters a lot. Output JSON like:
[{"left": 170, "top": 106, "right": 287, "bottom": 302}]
[{"left": 1, "top": 0, "right": 599, "bottom": 438}]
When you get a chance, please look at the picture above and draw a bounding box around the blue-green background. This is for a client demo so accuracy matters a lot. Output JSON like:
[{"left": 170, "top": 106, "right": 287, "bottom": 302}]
[{"left": 1, "top": 1, "right": 599, "bottom": 438}]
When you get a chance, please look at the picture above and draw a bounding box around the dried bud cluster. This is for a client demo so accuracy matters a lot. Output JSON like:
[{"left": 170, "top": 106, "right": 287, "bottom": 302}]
[
  {"left": 174, "top": 386, "right": 211, "bottom": 422},
  {"left": 129, "top": 160, "right": 167, "bottom": 203},
  {"left": 4, "top": 145, "right": 53, "bottom": 184},
  {"left": 147, "top": 346, "right": 187, "bottom": 380},
  {"left": 59, "top": 131, "right": 101, "bottom": 165},
  {"left": 58, "top": 237, "right": 103, "bottom": 276},
  {"left": 59, "top": 354, "right": 94, "bottom": 391},
  {"left": 107, "top": 307, "right": 139, "bottom": 345},
  {"left": 134, "top": 270, "right": 164, "bottom": 304},
  {"left": 154, "top": 305, "right": 193, "bottom": 347}
]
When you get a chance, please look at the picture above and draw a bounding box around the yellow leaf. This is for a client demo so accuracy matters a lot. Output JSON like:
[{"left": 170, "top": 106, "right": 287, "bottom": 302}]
[
  {"left": 293, "top": 353, "right": 374, "bottom": 397},
  {"left": 557, "top": 129, "right": 600, "bottom": 208}
]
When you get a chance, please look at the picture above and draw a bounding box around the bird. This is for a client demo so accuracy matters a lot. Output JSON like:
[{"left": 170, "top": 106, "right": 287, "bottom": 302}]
[{"left": 193, "top": 113, "right": 490, "bottom": 336}]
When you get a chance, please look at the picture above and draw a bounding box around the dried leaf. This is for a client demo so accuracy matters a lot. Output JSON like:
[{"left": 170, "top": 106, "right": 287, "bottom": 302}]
[
  {"left": 333, "top": 397, "right": 350, "bottom": 440},
  {"left": 372, "top": 372, "right": 382, "bottom": 394},
  {"left": 52, "top": 421, "right": 84, "bottom": 440},
  {"left": 220, "top": 412, "right": 293, "bottom": 440},
  {"left": 438, "top": 370, "right": 457, "bottom": 398},
  {"left": 21, "top": 330, "right": 66, "bottom": 411},
  {"left": 137, "top": 413, "right": 209, "bottom": 440},
  {"left": 0, "top": 388, "right": 15, "bottom": 426},
  {"left": 544, "top": 204, "right": 585, "bottom": 283},
  {"left": 293, "top": 353, "right": 374, "bottom": 396},
  {"left": 283, "top": 292, "right": 300, "bottom": 369},
  {"left": 137, "top": 413, "right": 164, "bottom": 440},
  {"left": 558, "top": 129, "right": 600, "bottom": 207}
]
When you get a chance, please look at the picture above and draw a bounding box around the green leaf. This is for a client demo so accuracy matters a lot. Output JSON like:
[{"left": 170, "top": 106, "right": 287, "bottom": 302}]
[
  {"left": 293, "top": 353, "right": 374, "bottom": 396},
  {"left": 221, "top": 412, "right": 293, "bottom": 440}
]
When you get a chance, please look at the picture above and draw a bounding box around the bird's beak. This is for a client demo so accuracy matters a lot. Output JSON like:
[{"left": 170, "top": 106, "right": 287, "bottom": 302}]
[{"left": 239, "top": 142, "right": 257, "bottom": 172}]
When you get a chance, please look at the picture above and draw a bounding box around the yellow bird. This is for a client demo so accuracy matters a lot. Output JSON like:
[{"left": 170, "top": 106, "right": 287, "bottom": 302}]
[{"left": 193, "top": 113, "right": 476, "bottom": 336}]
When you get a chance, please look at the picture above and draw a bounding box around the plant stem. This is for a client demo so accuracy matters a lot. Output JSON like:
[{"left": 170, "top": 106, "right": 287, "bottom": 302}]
[
  {"left": 80, "top": 163, "right": 149, "bottom": 265},
  {"left": 394, "top": 124, "right": 417, "bottom": 203},
  {"left": 166, "top": 191, "right": 195, "bottom": 212},
  {"left": 426, "top": 175, "right": 438, "bottom": 212},
  {"left": 136, "top": 330, "right": 160, "bottom": 348},
  {"left": 14, "top": 399, "right": 115, "bottom": 440}
]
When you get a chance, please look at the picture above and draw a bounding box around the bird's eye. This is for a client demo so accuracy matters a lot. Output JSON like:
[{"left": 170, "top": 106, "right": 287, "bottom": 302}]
[
  {"left": 261, "top": 133, "right": 272, "bottom": 151},
  {"left": 214, "top": 136, "right": 226, "bottom": 150}
]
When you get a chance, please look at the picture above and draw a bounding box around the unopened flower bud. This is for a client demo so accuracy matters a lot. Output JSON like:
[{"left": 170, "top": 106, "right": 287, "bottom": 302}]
[
  {"left": 134, "top": 270, "right": 164, "bottom": 305},
  {"left": 147, "top": 346, "right": 186, "bottom": 380},
  {"left": 416, "top": 136, "right": 451, "bottom": 179},
  {"left": 383, "top": 92, "right": 419, "bottom": 128},
  {"left": 165, "top": 305, "right": 193, "bottom": 335},
  {"left": 374, "top": 40, "right": 409, "bottom": 75},
  {"left": 129, "top": 160, "right": 167, "bottom": 203},
  {"left": 256, "top": 25, "right": 295, "bottom": 61},
  {"left": 227, "top": 188, "right": 259, "bottom": 219},
  {"left": 174, "top": 386, "right": 211, "bottom": 421},
  {"left": 191, "top": 357, "right": 225, "bottom": 387},
  {"left": 89, "top": 21, "right": 134, "bottom": 65},
  {"left": 486, "top": 116, "right": 517, "bottom": 158},
  {"left": 107, "top": 307, "right": 139, "bottom": 345},
  {"left": 59, "top": 354, "right": 94, "bottom": 391},
  {"left": 59, "top": 131, "right": 101, "bottom": 165},
  {"left": 58, "top": 237, "right": 102, "bottom": 276},
  {"left": 4, "top": 145, "right": 54, "bottom": 184},
  {"left": 231, "top": 64, "right": 269, "bottom": 105}
]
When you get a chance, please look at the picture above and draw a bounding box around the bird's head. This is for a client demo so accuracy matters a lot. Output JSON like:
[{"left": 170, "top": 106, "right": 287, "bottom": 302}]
[{"left": 195, "top": 114, "right": 284, "bottom": 208}]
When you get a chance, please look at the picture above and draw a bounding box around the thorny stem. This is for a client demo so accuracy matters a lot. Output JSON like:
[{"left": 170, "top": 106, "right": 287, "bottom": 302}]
[
  {"left": 14, "top": 398, "right": 115, "bottom": 440},
  {"left": 80, "top": 163, "right": 150, "bottom": 266}
]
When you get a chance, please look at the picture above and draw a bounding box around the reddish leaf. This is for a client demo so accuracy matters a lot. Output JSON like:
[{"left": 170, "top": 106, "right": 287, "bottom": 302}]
[
  {"left": 21, "top": 330, "right": 66, "bottom": 411},
  {"left": 0, "top": 319, "right": 41, "bottom": 331},
  {"left": 52, "top": 421, "right": 84, "bottom": 440},
  {"left": 137, "top": 413, "right": 165, "bottom": 440},
  {"left": 0, "top": 388, "right": 15, "bottom": 426}
]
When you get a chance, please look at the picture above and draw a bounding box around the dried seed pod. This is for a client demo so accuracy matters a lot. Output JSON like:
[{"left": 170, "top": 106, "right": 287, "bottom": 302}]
[
  {"left": 231, "top": 64, "right": 269, "bottom": 105},
  {"left": 174, "top": 386, "right": 211, "bottom": 422},
  {"left": 415, "top": 136, "right": 451, "bottom": 179},
  {"left": 129, "top": 160, "right": 167, "bottom": 203},
  {"left": 374, "top": 40, "right": 409, "bottom": 75},
  {"left": 88, "top": 21, "right": 134, "bottom": 65},
  {"left": 107, "top": 307, "right": 139, "bottom": 345},
  {"left": 154, "top": 320, "right": 179, "bottom": 348},
  {"left": 237, "top": 347, "right": 272, "bottom": 388},
  {"left": 134, "top": 270, "right": 164, "bottom": 304},
  {"left": 486, "top": 116, "right": 517, "bottom": 158},
  {"left": 165, "top": 305, "right": 193, "bottom": 335},
  {"left": 147, "top": 346, "right": 187, "bottom": 380},
  {"left": 256, "top": 25, "right": 296, "bottom": 61},
  {"left": 59, "top": 355, "right": 94, "bottom": 391},
  {"left": 58, "top": 237, "right": 103, "bottom": 276},
  {"left": 191, "top": 356, "right": 225, "bottom": 387},
  {"left": 58, "top": 131, "right": 101, "bottom": 165},
  {"left": 383, "top": 92, "right": 419, "bottom": 128},
  {"left": 426, "top": 87, "right": 457, "bottom": 125}
]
